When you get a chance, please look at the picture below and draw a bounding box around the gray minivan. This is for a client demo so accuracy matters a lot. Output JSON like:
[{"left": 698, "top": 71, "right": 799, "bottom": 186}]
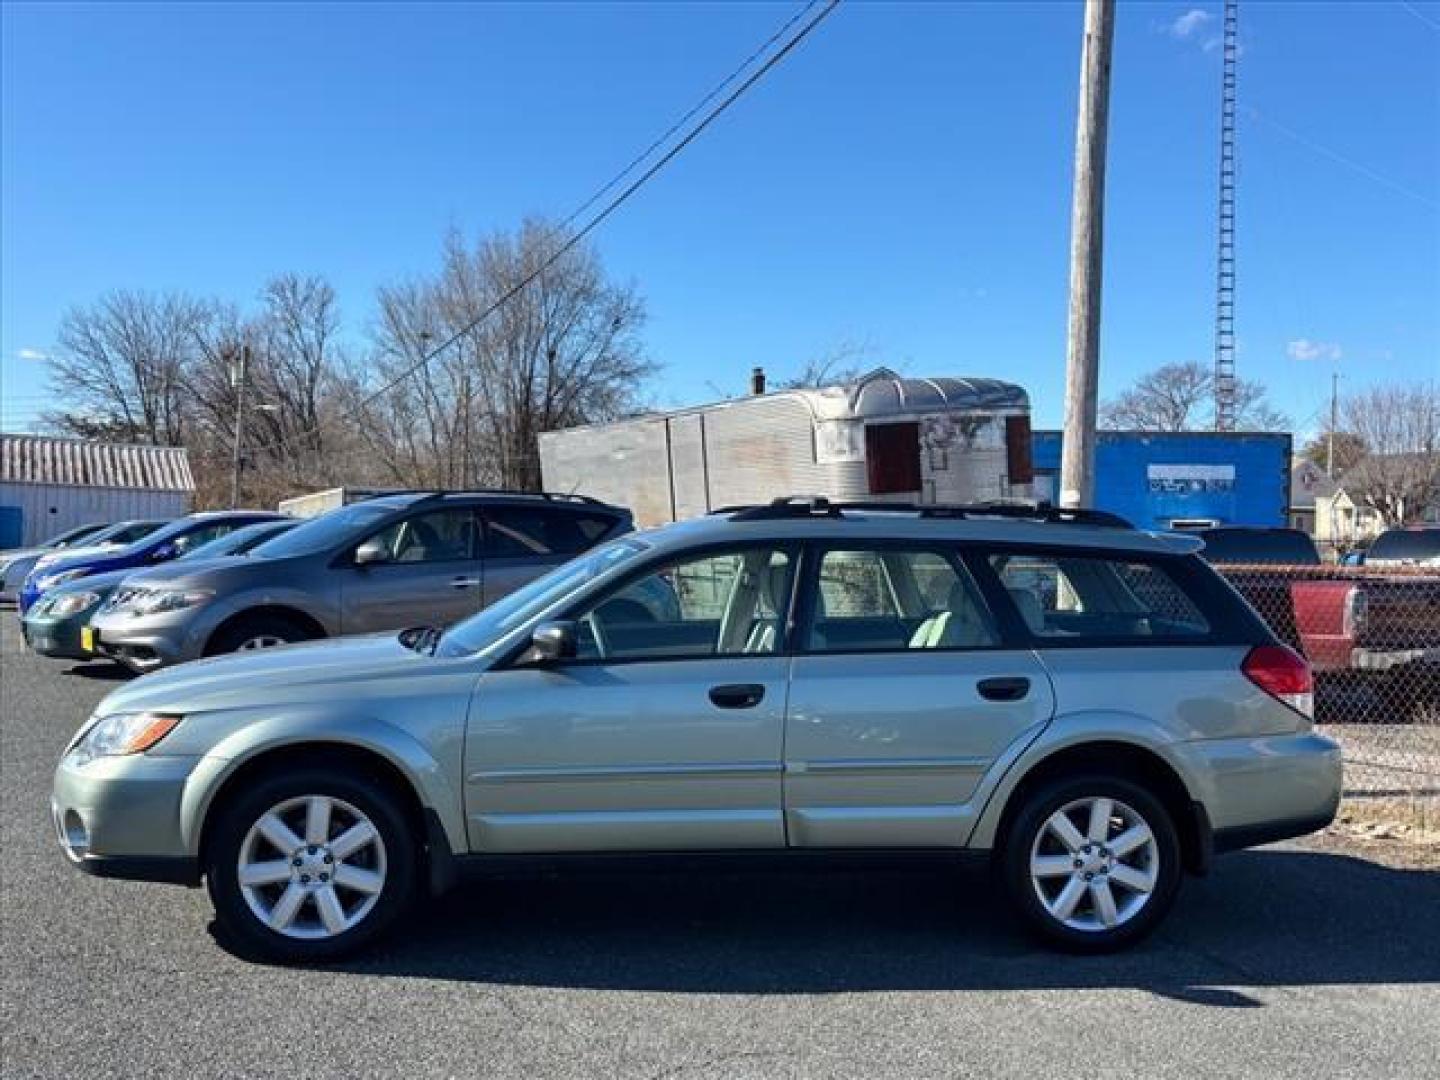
[{"left": 86, "top": 492, "right": 632, "bottom": 671}]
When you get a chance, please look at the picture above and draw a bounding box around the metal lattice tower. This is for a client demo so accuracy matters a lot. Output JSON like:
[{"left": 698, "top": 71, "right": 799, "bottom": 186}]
[{"left": 1213, "top": 0, "right": 1239, "bottom": 431}]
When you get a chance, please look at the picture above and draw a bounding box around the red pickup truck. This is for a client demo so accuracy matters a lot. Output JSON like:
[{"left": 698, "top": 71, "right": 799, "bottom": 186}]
[{"left": 1198, "top": 527, "right": 1440, "bottom": 684}]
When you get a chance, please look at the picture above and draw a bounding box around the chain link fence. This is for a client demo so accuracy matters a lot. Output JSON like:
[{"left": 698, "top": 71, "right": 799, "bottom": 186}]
[{"left": 1215, "top": 563, "right": 1440, "bottom": 834}]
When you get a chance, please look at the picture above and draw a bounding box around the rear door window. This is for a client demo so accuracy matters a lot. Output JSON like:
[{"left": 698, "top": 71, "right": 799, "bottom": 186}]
[
  {"left": 483, "top": 506, "right": 617, "bottom": 558},
  {"left": 988, "top": 552, "right": 1210, "bottom": 641},
  {"left": 805, "top": 547, "right": 997, "bottom": 653}
]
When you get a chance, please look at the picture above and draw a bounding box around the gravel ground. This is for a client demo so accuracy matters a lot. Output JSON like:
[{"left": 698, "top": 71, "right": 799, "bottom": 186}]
[{"left": 3, "top": 619, "right": 1439, "bottom": 1079}]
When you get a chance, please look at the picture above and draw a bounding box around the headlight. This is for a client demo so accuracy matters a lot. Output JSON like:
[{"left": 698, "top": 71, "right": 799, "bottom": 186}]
[
  {"left": 130, "top": 588, "right": 214, "bottom": 616},
  {"left": 48, "top": 591, "right": 101, "bottom": 618},
  {"left": 37, "top": 568, "right": 88, "bottom": 591},
  {"left": 69, "top": 712, "right": 182, "bottom": 767}
]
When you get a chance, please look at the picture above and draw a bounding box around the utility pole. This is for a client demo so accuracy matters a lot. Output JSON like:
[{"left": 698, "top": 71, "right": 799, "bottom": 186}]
[
  {"left": 1059, "top": 0, "right": 1116, "bottom": 509},
  {"left": 1326, "top": 369, "right": 1339, "bottom": 477},
  {"left": 230, "top": 343, "right": 249, "bottom": 508}
]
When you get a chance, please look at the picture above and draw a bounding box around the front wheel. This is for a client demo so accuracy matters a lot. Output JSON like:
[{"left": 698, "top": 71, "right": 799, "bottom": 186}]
[
  {"left": 205, "top": 769, "right": 417, "bottom": 962},
  {"left": 1000, "top": 775, "right": 1181, "bottom": 953}
]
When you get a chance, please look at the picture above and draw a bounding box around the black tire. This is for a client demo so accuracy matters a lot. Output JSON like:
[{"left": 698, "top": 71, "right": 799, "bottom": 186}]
[
  {"left": 999, "top": 774, "right": 1182, "bottom": 953},
  {"left": 205, "top": 767, "right": 417, "bottom": 963},
  {"left": 206, "top": 612, "right": 315, "bottom": 656}
]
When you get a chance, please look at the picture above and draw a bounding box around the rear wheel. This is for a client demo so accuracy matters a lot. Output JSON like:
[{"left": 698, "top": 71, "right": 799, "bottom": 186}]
[
  {"left": 1000, "top": 774, "right": 1181, "bottom": 953},
  {"left": 207, "top": 613, "right": 315, "bottom": 656},
  {"left": 205, "top": 768, "right": 417, "bottom": 962}
]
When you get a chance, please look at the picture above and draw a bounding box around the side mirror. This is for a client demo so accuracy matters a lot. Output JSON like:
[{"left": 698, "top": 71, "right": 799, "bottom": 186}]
[
  {"left": 150, "top": 541, "right": 179, "bottom": 563},
  {"left": 353, "top": 538, "right": 390, "bottom": 567},
  {"left": 530, "top": 620, "right": 577, "bottom": 663}
]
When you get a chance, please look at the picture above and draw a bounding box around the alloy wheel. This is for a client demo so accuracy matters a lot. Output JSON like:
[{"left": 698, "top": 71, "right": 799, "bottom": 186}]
[
  {"left": 1028, "top": 796, "right": 1159, "bottom": 932},
  {"left": 236, "top": 795, "right": 388, "bottom": 940},
  {"left": 237, "top": 634, "right": 288, "bottom": 651}
]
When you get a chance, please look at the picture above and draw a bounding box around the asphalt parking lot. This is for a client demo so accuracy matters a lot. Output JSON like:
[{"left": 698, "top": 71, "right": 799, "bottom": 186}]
[{"left": 2, "top": 620, "right": 1438, "bottom": 1079}]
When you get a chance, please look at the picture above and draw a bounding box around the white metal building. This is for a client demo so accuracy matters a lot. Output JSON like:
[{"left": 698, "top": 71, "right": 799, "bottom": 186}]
[
  {"left": 0, "top": 434, "right": 195, "bottom": 547},
  {"left": 539, "top": 368, "right": 1034, "bottom": 527}
]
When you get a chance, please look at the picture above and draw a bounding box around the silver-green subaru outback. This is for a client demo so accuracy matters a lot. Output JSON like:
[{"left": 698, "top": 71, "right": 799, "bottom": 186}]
[{"left": 52, "top": 499, "right": 1341, "bottom": 962}]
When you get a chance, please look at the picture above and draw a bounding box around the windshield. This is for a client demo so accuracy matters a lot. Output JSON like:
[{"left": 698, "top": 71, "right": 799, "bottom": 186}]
[
  {"left": 436, "top": 537, "right": 649, "bottom": 658},
  {"left": 249, "top": 501, "right": 402, "bottom": 559},
  {"left": 178, "top": 520, "right": 297, "bottom": 560},
  {"left": 1367, "top": 528, "right": 1440, "bottom": 561},
  {"left": 83, "top": 520, "right": 166, "bottom": 548},
  {"left": 1199, "top": 529, "right": 1320, "bottom": 565}
]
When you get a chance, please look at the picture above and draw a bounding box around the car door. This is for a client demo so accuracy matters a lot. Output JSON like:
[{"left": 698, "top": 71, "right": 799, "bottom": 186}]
[
  {"left": 783, "top": 544, "right": 1055, "bottom": 848},
  {"left": 479, "top": 504, "right": 618, "bottom": 607},
  {"left": 339, "top": 506, "right": 484, "bottom": 634},
  {"left": 463, "top": 544, "right": 795, "bottom": 853}
]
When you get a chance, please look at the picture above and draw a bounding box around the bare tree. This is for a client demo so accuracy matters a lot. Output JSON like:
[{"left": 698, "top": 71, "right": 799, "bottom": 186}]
[
  {"left": 1100, "top": 361, "right": 1290, "bottom": 431},
  {"left": 774, "top": 339, "right": 879, "bottom": 391},
  {"left": 1339, "top": 382, "right": 1440, "bottom": 526},
  {"left": 363, "top": 219, "right": 654, "bottom": 490},
  {"left": 45, "top": 291, "right": 211, "bottom": 445},
  {"left": 1300, "top": 430, "right": 1368, "bottom": 475}
]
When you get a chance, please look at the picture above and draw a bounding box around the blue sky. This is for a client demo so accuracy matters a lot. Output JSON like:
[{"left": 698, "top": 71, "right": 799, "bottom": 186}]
[{"left": 3, "top": 1, "right": 1437, "bottom": 438}]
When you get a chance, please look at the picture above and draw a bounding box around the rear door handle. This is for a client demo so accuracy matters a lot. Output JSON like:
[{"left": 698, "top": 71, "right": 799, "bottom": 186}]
[
  {"left": 977, "top": 676, "right": 1031, "bottom": 702},
  {"left": 451, "top": 576, "right": 482, "bottom": 590},
  {"left": 709, "top": 683, "right": 766, "bottom": 709}
]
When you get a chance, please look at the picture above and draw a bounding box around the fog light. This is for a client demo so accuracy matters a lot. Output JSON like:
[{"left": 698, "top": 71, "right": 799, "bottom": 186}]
[{"left": 62, "top": 809, "right": 90, "bottom": 857}]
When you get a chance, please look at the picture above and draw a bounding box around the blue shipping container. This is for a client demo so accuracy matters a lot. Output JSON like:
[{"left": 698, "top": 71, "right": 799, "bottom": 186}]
[{"left": 1031, "top": 431, "right": 1292, "bottom": 529}]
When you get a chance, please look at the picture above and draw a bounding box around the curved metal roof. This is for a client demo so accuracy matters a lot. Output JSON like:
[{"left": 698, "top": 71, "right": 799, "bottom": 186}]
[
  {"left": 1, "top": 434, "right": 195, "bottom": 491},
  {"left": 801, "top": 367, "right": 1029, "bottom": 420}
]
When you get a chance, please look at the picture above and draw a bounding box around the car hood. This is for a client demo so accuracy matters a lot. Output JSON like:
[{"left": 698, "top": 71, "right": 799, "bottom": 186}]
[
  {"left": 118, "top": 553, "right": 292, "bottom": 592},
  {"left": 44, "top": 568, "right": 135, "bottom": 597},
  {"left": 93, "top": 631, "right": 457, "bottom": 717},
  {"left": 117, "top": 554, "right": 253, "bottom": 587},
  {"left": 32, "top": 546, "right": 131, "bottom": 579},
  {"left": 0, "top": 544, "right": 48, "bottom": 563}
]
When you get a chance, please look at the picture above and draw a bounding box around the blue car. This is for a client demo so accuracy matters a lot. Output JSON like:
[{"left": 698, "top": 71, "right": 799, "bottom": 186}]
[{"left": 20, "top": 510, "right": 287, "bottom": 614}]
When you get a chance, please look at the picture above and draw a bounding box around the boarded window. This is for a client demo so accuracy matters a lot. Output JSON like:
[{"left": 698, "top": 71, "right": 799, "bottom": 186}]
[
  {"left": 865, "top": 422, "right": 922, "bottom": 495},
  {"left": 1005, "top": 415, "right": 1034, "bottom": 485}
]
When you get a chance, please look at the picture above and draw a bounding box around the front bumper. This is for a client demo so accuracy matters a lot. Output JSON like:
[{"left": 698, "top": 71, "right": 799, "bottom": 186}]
[
  {"left": 52, "top": 750, "right": 202, "bottom": 886},
  {"left": 1175, "top": 731, "right": 1342, "bottom": 840},
  {"left": 21, "top": 612, "right": 95, "bottom": 660},
  {"left": 87, "top": 609, "right": 210, "bottom": 671}
]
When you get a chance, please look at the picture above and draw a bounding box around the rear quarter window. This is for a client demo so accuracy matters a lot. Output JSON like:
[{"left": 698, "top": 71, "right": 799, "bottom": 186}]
[{"left": 987, "top": 551, "right": 1211, "bottom": 642}]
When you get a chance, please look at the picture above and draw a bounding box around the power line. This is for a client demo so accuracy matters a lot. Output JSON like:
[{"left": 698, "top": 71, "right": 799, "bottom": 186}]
[
  {"left": 561, "top": 0, "right": 826, "bottom": 232},
  {"left": 248, "top": 0, "right": 840, "bottom": 461},
  {"left": 1248, "top": 108, "right": 1440, "bottom": 211},
  {"left": 1398, "top": 1, "right": 1440, "bottom": 32}
]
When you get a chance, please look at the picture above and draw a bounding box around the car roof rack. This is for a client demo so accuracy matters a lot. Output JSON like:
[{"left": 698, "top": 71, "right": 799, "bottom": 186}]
[
  {"left": 401, "top": 489, "right": 612, "bottom": 507},
  {"left": 719, "top": 496, "right": 1132, "bottom": 529}
]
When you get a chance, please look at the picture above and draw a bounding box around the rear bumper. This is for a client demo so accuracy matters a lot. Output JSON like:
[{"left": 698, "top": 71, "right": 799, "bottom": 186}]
[{"left": 1176, "top": 731, "right": 1342, "bottom": 840}]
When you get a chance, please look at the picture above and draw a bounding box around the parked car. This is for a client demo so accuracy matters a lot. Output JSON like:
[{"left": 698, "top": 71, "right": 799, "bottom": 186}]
[
  {"left": 20, "top": 511, "right": 285, "bottom": 614},
  {"left": 1, "top": 520, "right": 165, "bottom": 604},
  {"left": 86, "top": 490, "right": 634, "bottom": 672},
  {"left": 1195, "top": 525, "right": 1440, "bottom": 681},
  {"left": 0, "top": 520, "right": 108, "bottom": 558},
  {"left": 52, "top": 498, "right": 1340, "bottom": 961},
  {"left": 1363, "top": 525, "right": 1440, "bottom": 568},
  {"left": 21, "top": 519, "right": 300, "bottom": 661}
]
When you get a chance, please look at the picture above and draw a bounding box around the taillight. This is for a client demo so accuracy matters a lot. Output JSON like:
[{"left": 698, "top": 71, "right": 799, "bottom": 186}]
[
  {"left": 1343, "top": 587, "right": 1368, "bottom": 638},
  {"left": 1242, "top": 644, "right": 1314, "bottom": 720}
]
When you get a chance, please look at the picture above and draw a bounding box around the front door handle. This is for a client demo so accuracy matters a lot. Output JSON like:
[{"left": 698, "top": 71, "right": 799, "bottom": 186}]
[
  {"left": 709, "top": 683, "right": 766, "bottom": 709},
  {"left": 450, "top": 576, "right": 481, "bottom": 590},
  {"left": 977, "top": 676, "right": 1030, "bottom": 702}
]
